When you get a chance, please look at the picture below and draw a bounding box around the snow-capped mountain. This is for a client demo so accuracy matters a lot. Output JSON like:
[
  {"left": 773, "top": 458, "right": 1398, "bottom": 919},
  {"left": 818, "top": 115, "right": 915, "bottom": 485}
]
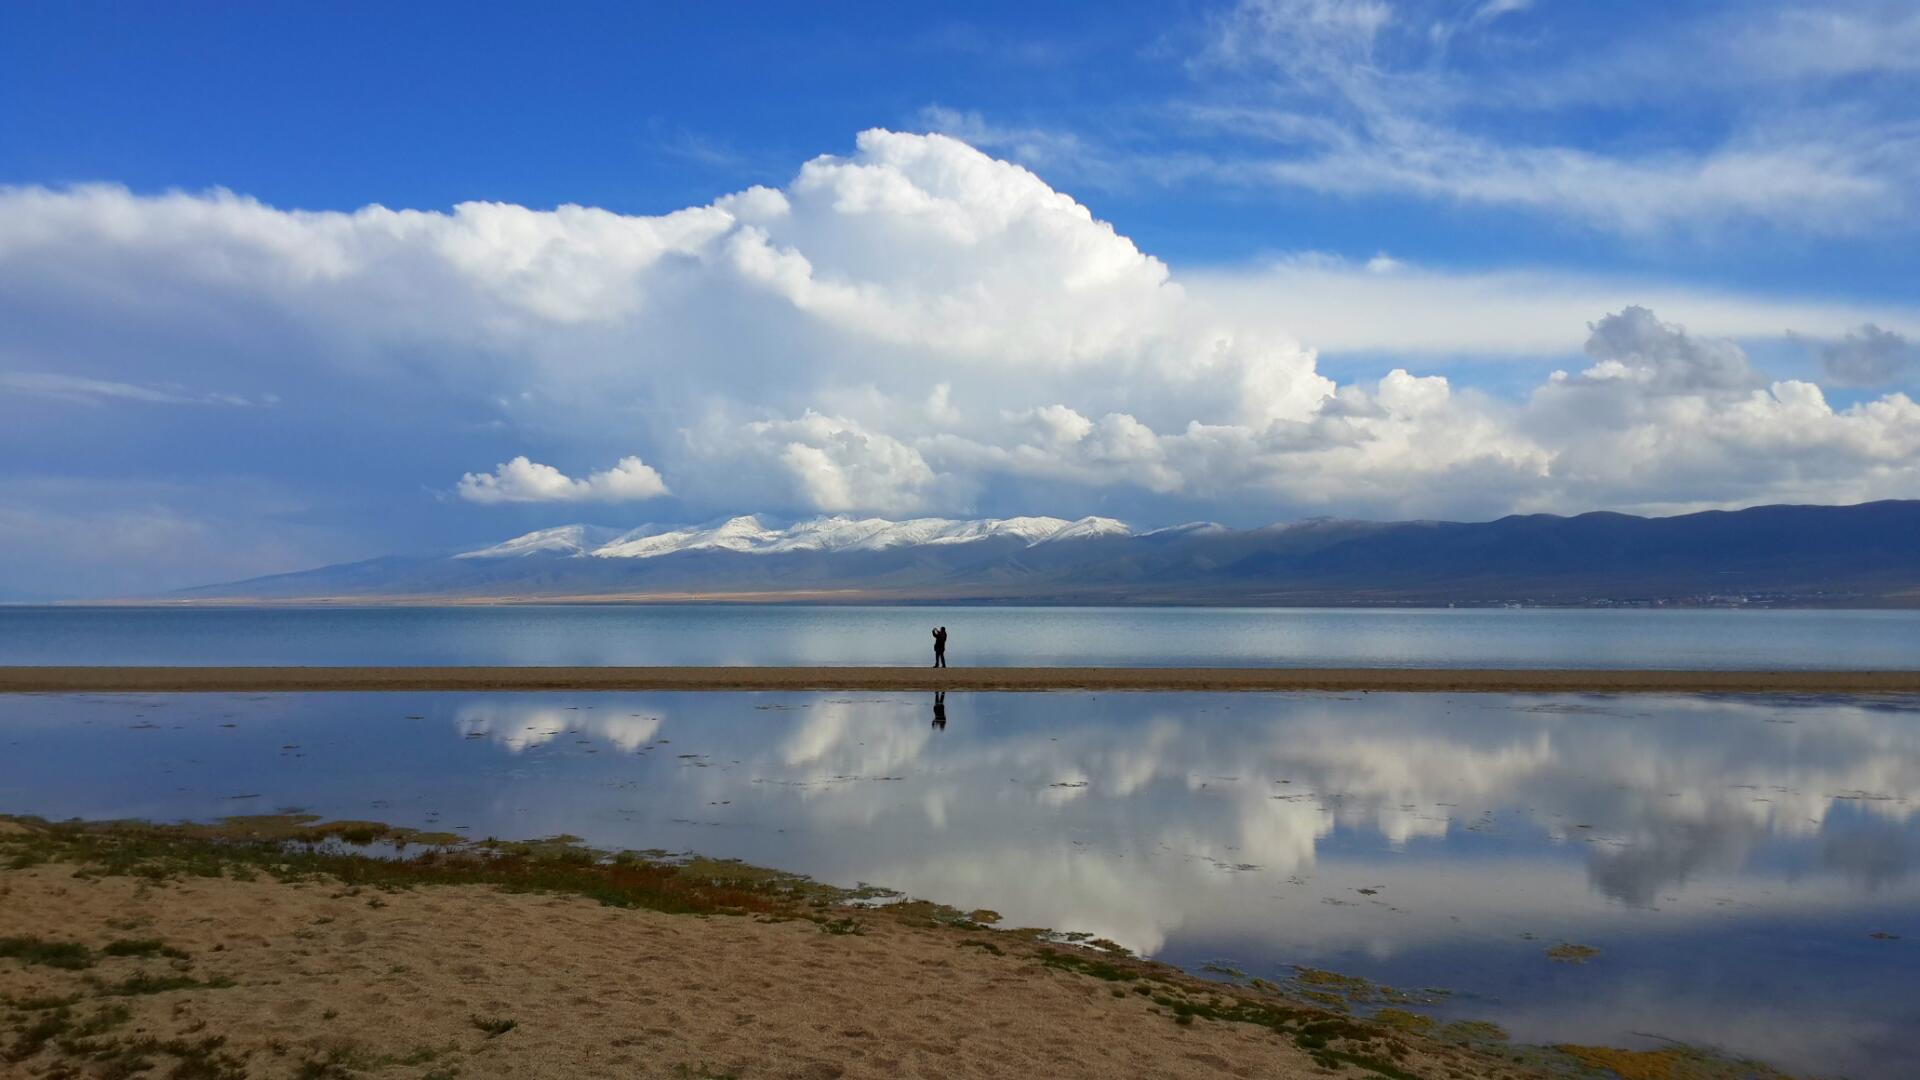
[
  {"left": 458, "top": 514, "right": 1136, "bottom": 560},
  {"left": 174, "top": 502, "right": 1920, "bottom": 606},
  {"left": 453, "top": 524, "right": 624, "bottom": 559}
]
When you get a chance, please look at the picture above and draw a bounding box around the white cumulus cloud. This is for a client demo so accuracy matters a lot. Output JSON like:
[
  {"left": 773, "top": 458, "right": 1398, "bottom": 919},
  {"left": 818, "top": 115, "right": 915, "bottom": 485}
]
[
  {"left": 744, "top": 412, "right": 938, "bottom": 515},
  {"left": 457, "top": 456, "right": 669, "bottom": 504}
]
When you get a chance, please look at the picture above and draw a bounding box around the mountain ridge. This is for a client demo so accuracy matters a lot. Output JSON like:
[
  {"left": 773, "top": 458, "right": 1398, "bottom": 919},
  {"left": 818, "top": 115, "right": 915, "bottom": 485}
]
[
  {"left": 172, "top": 501, "right": 1920, "bottom": 607},
  {"left": 455, "top": 514, "right": 1139, "bottom": 560}
]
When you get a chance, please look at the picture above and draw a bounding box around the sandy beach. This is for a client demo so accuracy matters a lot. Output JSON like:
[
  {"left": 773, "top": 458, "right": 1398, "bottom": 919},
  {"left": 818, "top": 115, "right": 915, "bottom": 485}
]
[
  {"left": 0, "top": 816, "right": 1789, "bottom": 1080},
  {"left": 3, "top": 664, "right": 1918, "bottom": 694}
]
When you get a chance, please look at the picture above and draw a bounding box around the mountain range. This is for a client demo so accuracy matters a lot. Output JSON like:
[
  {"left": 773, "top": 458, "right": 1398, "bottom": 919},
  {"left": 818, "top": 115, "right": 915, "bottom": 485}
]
[{"left": 172, "top": 501, "right": 1920, "bottom": 606}]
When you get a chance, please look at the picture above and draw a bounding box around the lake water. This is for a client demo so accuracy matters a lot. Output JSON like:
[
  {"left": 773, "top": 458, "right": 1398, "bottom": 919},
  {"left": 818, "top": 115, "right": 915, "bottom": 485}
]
[
  {"left": 4, "top": 604, "right": 1920, "bottom": 668},
  {"left": 2, "top": 690, "right": 1915, "bottom": 1076}
]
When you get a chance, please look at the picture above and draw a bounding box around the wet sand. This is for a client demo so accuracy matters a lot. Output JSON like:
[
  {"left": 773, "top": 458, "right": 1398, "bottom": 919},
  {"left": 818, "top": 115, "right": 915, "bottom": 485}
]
[{"left": 2, "top": 664, "right": 1917, "bottom": 693}]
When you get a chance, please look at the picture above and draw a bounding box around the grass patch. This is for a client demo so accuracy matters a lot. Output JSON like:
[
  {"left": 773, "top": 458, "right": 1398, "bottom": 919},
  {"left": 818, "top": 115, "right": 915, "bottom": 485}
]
[
  {"left": 1036, "top": 947, "right": 1140, "bottom": 982},
  {"left": 1121, "top": 978, "right": 1424, "bottom": 1080},
  {"left": 93, "top": 972, "right": 234, "bottom": 996},
  {"left": 7, "top": 1008, "right": 75, "bottom": 1061},
  {"left": 1036, "top": 938, "right": 1444, "bottom": 1080},
  {"left": 1293, "top": 965, "right": 1378, "bottom": 1001},
  {"left": 4, "top": 993, "right": 80, "bottom": 1012},
  {"left": 1554, "top": 1043, "right": 1795, "bottom": 1080},
  {"left": 103, "top": 938, "right": 189, "bottom": 960},
  {"left": 470, "top": 1014, "right": 517, "bottom": 1037},
  {"left": 1373, "top": 1008, "right": 1435, "bottom": 1034},
  {"left": 0, "top": 814, "right": 831, "bottom": 919},
  {"left": 1310, "top": 1048, "right": 1424, "bottom": 1080},
  {"left": 885, "top": 897, "right": 1045, "bottom": 932},
  {"left": 0, "top": 936, "right": 94, "bottom": 970},
  {"left": 1545, "top": 942, "right": 1601, "bottom": 964},
  {"left": 81, "top": 1001, "right": 133, "bottom": 1032},
  {"left": 7, "top": 1005, "right": 229, "bottom": 1075}
]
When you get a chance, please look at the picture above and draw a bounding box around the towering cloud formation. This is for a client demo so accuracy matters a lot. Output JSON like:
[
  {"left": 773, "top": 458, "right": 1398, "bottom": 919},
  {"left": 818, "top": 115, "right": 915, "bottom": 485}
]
[{"left": 1, "top": 129, "right": 1918, "bottom": 590}]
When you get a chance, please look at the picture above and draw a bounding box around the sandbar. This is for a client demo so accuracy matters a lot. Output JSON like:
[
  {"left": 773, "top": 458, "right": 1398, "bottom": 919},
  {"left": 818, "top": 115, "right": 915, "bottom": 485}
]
[{"left": 1, "top": 664, "right": 1917, "bottom": 693}]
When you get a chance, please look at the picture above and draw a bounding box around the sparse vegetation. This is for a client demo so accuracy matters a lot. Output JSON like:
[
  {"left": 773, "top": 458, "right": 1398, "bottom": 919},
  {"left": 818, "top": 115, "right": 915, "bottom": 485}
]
[
  {"left": 0, "top": 813, "right": 1796, "bottom": 1080},
  {"left": 0, "top": 936, "right": 95, "bottom": 970},
  {"left": 1373, "top": 1008, "right": 1435, "bottom": 1034},
  {"left": 103, "top": 938, "right": 189, "bottom": 959},
  {"left": 94, "top": 972, "right": 234, "bottom": 996},
  {"left": 1036, "top": 947, "right": 1139, "bottom": 982},
  {"left": 1555, "top": 1043, "right": 1796, "bottom": 1080},
  {"left": 1545, "top": 942, "right": 1601, "bottom": 964},
  {"left": 0, "top": 814, "right": 831, "bottom": 917},
  {"left": 470, "top": 1014, "right": 517, "bottom": 1037}
]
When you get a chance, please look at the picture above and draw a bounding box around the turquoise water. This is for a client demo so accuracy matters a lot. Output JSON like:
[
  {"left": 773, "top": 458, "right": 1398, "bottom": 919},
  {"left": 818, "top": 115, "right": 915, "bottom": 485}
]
[
  {"left": 2, "top": 689, "right": 1915, "bottom": 1075},
  {"left": 4, "top": 604, "right": 1920, "bottom": 668}
]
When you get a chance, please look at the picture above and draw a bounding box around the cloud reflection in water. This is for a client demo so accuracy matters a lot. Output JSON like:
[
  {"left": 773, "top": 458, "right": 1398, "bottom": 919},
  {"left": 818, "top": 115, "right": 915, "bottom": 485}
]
[{"left": 4, "top": 690, "right": 1917, "bottom": 1076}]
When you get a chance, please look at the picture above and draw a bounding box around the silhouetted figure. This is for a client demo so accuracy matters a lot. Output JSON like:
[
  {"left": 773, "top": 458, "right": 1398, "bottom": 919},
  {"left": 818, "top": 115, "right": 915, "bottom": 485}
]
[
  {"left": 932, "top": 690, "right": 947, "bottom": 730},
  {"left": 932, "top": 626, "right": 948, "bottom": 668}
]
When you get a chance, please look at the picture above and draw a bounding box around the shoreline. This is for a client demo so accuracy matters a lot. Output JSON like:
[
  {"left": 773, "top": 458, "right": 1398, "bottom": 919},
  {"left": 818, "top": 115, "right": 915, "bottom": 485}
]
[
  {"left": 0, "top": 815, "right": 1790, "bottom": 1080},
  {"left": 2, "top": 664, "right": 1919, "bottom": 694},
  {"left": 17, "top": 595, "right": 1920, "bottom": 608}
]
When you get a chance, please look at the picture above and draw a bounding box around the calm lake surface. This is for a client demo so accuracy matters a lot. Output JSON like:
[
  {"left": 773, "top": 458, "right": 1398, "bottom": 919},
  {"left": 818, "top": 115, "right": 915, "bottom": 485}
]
[
  {"left": 5, "top": 604, "right": 1920, "bottom": 668},
  {"left": 3, "top": 690, "right": 1915, "bottom": 1076}
]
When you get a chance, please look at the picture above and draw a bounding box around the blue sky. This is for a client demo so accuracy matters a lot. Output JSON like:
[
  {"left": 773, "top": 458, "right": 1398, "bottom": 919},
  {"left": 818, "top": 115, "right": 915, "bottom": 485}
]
[{"left": 2, "top": 0, "right": 1919, "bottom": 594}]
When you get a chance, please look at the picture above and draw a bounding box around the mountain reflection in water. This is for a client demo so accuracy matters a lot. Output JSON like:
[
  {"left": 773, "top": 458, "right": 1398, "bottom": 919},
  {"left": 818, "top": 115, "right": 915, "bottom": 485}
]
[{"left": 2, "top": 690, "right": 1916, "bottom": 1076}]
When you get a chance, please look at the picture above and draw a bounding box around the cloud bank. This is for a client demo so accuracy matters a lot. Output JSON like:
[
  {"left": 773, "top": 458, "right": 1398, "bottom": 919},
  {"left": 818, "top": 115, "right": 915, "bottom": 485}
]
[{"left": 1, "top": 128, "right": 1918, "bottom": 589}]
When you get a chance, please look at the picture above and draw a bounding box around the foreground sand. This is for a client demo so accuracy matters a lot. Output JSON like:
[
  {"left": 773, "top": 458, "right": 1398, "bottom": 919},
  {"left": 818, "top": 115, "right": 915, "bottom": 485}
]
[
  {"left": 4, "top": 664, "right": 1919, "bottom": 693},
  {"left": 0, "top": 846, "right": 1521, "bottom": 1079},
  {"left": 0, "top": 816, "right": 1799, "bottom": 1080}
]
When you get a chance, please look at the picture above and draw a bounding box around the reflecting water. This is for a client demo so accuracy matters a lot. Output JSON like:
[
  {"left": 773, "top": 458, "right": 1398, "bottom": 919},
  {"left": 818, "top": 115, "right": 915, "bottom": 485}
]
[
  {"left": 6, "top": 604, "right": 1920, "bottom": 668},
  {"left": 2, "top": 691, "right": 1917, "bottom": 1076}
]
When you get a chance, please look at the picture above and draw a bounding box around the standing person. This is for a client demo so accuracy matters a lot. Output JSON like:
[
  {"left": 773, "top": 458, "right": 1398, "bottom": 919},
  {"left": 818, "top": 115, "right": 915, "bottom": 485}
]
[{"left": 932, "top": 625, "right": 948, "bottom": 668}]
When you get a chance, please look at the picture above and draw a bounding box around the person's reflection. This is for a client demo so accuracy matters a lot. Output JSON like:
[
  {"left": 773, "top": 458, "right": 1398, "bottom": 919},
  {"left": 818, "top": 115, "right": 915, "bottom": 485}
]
[{"left": 931, "top": 691, "right": 947, "bottom": 730}]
